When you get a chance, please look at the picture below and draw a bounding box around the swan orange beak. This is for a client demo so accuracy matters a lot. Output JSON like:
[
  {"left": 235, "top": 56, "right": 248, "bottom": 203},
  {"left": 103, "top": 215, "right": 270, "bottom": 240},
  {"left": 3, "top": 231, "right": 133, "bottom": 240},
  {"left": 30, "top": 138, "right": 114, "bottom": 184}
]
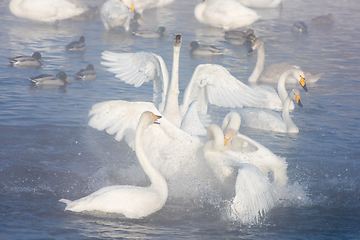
[
  {"left": 295, "top": 94, "right": 303, "bottom": 107},
  {"left": 300, "top": 75, "right": 307, "bottom": 92},
  {"left": 130, "top": 4, "right": 135, "bottom": 12},
  {"left": 224, "top": 137, "right": 230, "bottom": 146},
  {"left": 153, "top": 113, "right": 162, "bottom": 124}
]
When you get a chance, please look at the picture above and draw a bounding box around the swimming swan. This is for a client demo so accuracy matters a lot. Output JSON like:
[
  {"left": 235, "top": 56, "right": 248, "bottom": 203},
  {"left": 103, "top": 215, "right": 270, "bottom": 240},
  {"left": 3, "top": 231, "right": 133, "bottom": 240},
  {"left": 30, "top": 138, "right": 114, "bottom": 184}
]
[
  {"left": 237, "top": 0, "right": 282, "bottom": 8},
  {"left": 60, "top": 111, "right": 168, "bottom": 219},
  {"left": 100, "top": 0, "right": 135, "bottom": 31},
  {"left": 9, "top": 0, "right": 87, "bottom": 23},
  {"left": 204, "top": 123, "right": 278, "bottom": 224},
  {"left": 194, "top": 0, "right": 260, "bottom": 30},
  {"left": 221, "top": 112, "right": 288, "bottom": 188},
  {"left": 238, "top": 89, "right": 303, "bottom": 133},
  {"left": 248, "top": 37, "right": 323, "bottom": 84}
]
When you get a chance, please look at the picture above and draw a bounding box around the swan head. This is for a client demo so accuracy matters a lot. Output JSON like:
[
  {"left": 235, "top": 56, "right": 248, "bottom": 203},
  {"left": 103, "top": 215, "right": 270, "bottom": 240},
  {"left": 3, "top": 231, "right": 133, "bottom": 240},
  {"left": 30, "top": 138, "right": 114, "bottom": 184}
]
[
  {"left": 224, "top": 129, "right": 236, "bottom": 146},
  {"left": 248, "top": 37, "right": 263, "bottom": 53},
  {"left": 122, "top": 0, "right": 135, "bottom": 11},
  {"left": 291, "top": 68, "right": 308, "bottom": 92},
  {"left": 289, "top": 89, "right": 303, "bottom": 107},
  {"left": 173, "top": 34, "right": 182, "bottom": 48},
  {"left": 141, "top": 111, "right": 162, "bottom": 125}
]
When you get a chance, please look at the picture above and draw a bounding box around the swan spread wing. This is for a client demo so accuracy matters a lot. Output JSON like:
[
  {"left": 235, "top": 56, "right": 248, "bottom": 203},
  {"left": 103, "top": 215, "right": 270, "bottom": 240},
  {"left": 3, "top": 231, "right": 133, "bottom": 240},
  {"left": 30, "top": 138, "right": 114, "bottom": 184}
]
[
  {"left": 230, "top": 163, "right": 278, "bottom": 224},
  {"left": 101, "top": 51, "right": 168, "bottom": 111},
  {"left": 182, "top": 64, "right": 265, "bottom": 114}
]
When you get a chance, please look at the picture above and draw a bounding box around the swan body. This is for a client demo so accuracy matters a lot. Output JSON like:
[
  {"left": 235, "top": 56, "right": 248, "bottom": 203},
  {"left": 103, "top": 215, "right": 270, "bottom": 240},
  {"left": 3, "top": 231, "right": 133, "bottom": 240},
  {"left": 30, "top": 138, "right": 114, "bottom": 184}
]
[
  {"left": 204, "top": 123, "right": 278, "bottom": 223},
  {"left": 238, "top": 89, "right": 303, "bottom": 133},
  {"left": 132, "top": 27, "right": 167, "bottom": 38},
  {"left": 221, "top": 112, "right": 288, "bottom": 188},
  {"left": 75, "top": 64, "right": 97, "bottom": 81},
  {"left": 194, "top": 0, "right": 260, "bottom": 30},
  {"left": 248, "top": 37, "right": 323, "bottom": 84},
  {"left": 224, "top": 29, "right": 255, "bottom": 45},
  {"left": 29, "top": 71, "right": 70, "bottom": 87},
  {"left": 133, "top": 0, "right": 174, "bottom": 14},
  {"left": 9, "top": 52, "right": 43, "bottom": 68},
  {"left": 237, "top": 0, "right": 282, "bottom": 8},
  {"left": 186, "top": 41, "right": 224, "bottom": 56},
  {"left": 9, "top": 0, "right": 87, "bottom": 23},
  {"left": 60, "top": 111, "right": 168, "bottom": 219},
  {"left": 100, "top": 0, "right": 135, "bottom": 31},
  {"left": 65, "top": 36, "right": 86, "bottom": 51}
]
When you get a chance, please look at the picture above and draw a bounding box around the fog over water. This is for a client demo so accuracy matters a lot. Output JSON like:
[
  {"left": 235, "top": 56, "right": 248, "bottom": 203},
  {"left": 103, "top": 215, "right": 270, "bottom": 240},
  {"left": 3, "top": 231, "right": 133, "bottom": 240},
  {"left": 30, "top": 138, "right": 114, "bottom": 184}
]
[{"left": 0, "top": 0, "right": 359, "bottom": 239}]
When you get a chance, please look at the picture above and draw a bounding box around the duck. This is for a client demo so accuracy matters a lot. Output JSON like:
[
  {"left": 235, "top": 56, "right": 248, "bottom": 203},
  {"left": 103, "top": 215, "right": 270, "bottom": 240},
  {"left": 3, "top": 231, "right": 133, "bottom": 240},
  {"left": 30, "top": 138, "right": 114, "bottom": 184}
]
[
  {"left": 75, "top": 64, "right": 96, "bottom": 81},
  {"left": 133, "top": 0, "right": 174, "bottom": 14},
  {"left": 9, "top": 0, "right": 87, "bottom": 23},
  {"left": 248, "top": 37, "right": 323, "bottom": 84},
  {"left": 65, "top": 36, "right": 86, "bottom": 51},
  {"left": 291, "top": 21, "right": 308, "bottom": 34},
  {"left": 100, "top": 0, "right": 135, "bottom": 31},
  {"left": 9, "top": 52, "right": 44, "bottom": 68},
  {"left": 194, "top": 0, "right": 260, "bottom": 30},
  {"left": 238, "top": 89, "right": 303, "bottom": 133},
  {"left": 29, "top": 71, "right": 71, "bottom": 87},
  {"left": 132, "top": 26, "right": 167, "bottom": 38},
  {"left": 224, "top": 29, "right": 255, "bottom": 45},
  {"left": 60, "top": 111, "right": 168, "bottom": 219},
  {"left": 186, "top": 41, "right": 224, "bottom": 56},
  {"left": 311, "top": 13, "right": 335, "bottom": 26},
  {"left": 237, "top": 0, "right": 282, "bottom": 8}
]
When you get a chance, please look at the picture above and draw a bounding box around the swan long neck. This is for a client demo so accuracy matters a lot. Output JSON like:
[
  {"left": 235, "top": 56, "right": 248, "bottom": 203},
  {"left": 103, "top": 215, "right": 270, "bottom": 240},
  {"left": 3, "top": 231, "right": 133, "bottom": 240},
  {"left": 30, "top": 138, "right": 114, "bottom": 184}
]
[
  {"left": 205, "top": 124, "right": 225, "bottom": 152},
  {"left": 282, "top": 96, "right": 297, "bottom": 132},
  {"left": 248, "top": 43, "right": 265, "bottom": 83},
  {"left": 135, "top": 116, "right": 167, "bottom": 191},
  {"left": 162, "top": 45, "right": 182, "bottom": 127},
  {"left": 277, "top": 69, "right": 292, "bottom": 104}
]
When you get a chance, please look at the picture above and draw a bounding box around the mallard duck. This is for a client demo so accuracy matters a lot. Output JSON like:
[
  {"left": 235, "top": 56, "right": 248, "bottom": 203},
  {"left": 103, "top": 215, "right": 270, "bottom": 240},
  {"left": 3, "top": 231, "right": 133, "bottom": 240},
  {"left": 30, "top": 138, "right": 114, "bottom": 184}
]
[
  {"left": 75, "top": 64, "right": 96, "bottom": 81},
  {"left": 291, "top": 22, "right": 308, "bottom": 34},
  {"left": 29, "top": 71, "right": 71, "bottom": 87},
  {"left": 186, "top": 41, "right": 224, "bottom": 56},
  {"left": 132, "top": 26, "right": 167, "bottom": 38},
  {"left": 311, "top": 13, "right": 335, "bottom": 26},
  {"left": 224, "top": 29, "right": 255, "bottom": 45},
  {"left": 65, "top": 36, "right": 86, "bottom": 51},
  {"left": 9, "top": 52, "right": 44, "bottom": 68}
]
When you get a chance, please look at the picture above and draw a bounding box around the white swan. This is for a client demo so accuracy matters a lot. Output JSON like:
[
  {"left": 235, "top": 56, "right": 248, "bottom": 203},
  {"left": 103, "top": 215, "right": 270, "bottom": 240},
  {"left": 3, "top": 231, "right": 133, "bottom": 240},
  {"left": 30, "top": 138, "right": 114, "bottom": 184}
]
[
  {"left": 248, "top": 37, "right": 323, "bottom": 84},
  {"left": 60, "top": 111, "right": 168, "bottom": 219},
  {"left": 203, "top": 123, "right": 278, "bottom": 224},
  {"left": 221, "top": 112, "right": 288, "bottom": 188},
  {"left": 194, "top": 0, "right": 260, "bottom": 30},
  {"left": 133, "top": 0, "right": 174, "bottom": 14},
  {"left": 237, "top": 0, "right": 282, "bottom": 8},
  {"left": 9, "top": 0, "right": 87, "bottom": 23},
  {"left": 100, "top": 0, "right": 135, "bottom": 31},
  {"left": 101, "top": 34, "right": 285, "bottom": 132},
  {"left": 238, "top": 89, "right": 303, "bottom": 133}
]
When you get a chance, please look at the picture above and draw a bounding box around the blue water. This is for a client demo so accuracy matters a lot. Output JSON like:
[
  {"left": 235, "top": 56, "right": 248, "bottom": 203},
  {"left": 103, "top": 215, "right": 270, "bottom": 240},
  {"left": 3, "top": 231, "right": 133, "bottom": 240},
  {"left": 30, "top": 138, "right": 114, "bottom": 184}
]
[{"left": 1, "top": 0, "right": 360, "bottom": 239}]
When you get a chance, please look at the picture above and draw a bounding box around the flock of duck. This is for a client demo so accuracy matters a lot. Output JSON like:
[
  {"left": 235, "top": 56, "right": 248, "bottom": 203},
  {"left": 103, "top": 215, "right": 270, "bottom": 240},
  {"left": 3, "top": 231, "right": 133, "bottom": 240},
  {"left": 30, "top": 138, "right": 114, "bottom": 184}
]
[{"left": 8, "top": 0, "right": 331, "bottom": 224}]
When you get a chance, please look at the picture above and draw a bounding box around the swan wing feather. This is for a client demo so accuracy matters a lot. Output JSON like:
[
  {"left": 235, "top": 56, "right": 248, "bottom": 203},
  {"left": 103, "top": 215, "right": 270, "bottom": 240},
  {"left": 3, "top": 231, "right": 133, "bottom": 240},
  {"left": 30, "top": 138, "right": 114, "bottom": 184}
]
[
  {"left": 101, "top": 51, "right": 168, "bottom": 111},
  {"left": 182, "top": 64, "right": 265, "bottom": 114}
]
